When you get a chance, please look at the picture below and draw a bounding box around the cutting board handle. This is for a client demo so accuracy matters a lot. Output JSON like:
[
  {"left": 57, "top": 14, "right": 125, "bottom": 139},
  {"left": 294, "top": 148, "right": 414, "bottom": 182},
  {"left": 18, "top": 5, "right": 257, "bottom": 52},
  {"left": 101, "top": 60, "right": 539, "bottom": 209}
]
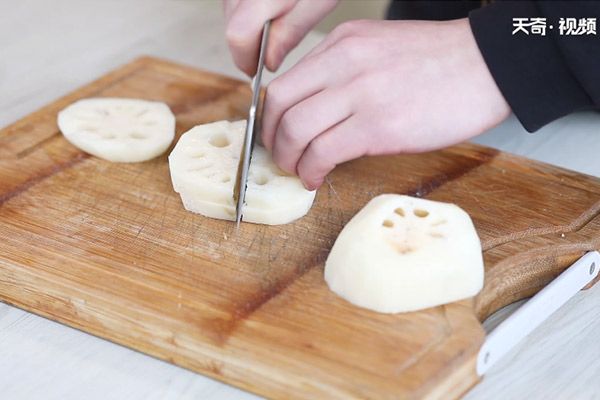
[
  {"left": 476, "top": 251, "right": 600, "bottom": 375},
  {"left": 475, "top": 244, "right": 600, "bottom": 321}
]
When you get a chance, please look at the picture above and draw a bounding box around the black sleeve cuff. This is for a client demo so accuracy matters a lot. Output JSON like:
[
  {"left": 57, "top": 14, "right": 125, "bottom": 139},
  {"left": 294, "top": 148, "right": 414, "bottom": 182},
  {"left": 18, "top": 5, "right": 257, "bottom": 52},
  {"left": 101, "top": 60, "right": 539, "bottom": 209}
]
[{"left": 469, "top": 1, "right": 593, "bottom": 132}]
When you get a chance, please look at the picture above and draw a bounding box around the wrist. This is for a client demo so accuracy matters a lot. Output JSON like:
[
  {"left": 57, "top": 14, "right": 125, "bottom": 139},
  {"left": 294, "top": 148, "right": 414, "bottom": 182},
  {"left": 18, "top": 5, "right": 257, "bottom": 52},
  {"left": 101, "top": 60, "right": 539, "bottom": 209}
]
[{"left": 457, "top": 17, "right": 512, "bottom": 130}]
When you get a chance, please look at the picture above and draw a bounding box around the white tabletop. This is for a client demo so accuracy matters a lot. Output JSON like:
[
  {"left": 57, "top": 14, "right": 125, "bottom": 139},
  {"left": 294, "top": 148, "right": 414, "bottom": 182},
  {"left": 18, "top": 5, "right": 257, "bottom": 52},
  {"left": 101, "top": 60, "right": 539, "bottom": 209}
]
[{"left": 1, "top": 1, "right": 599, "bottom": 399}]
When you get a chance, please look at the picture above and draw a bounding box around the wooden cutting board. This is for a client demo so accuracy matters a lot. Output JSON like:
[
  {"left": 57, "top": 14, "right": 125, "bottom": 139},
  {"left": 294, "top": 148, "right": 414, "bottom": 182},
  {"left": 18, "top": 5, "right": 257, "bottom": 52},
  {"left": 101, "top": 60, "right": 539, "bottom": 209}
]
[{"left": 1, "top": 56, "right": 599, "bottom": 399}]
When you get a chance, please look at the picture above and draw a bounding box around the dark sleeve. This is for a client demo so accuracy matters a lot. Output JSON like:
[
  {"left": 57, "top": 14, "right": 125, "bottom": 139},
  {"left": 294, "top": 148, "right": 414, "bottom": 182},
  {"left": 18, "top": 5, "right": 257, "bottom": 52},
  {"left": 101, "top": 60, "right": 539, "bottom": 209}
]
[
  {"left": 387, "top": 1, "right": 481, "bottom": 21},
  {"left": 469, "top": 1, "right": 600, "bottom": 132}
]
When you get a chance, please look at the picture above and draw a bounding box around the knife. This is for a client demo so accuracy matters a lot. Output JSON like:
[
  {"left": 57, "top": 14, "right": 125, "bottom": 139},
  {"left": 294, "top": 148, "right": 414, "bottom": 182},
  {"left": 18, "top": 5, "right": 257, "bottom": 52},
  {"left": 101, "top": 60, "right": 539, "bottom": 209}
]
[{"left": 233, "top": 20, "right": 271, "bottom": 226}]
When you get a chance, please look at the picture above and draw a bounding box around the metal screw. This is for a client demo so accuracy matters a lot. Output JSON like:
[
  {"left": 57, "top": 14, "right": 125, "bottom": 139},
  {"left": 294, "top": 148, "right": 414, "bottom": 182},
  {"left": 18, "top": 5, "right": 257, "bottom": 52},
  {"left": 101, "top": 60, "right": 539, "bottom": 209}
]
[{"left": 590, "top": 262, "right": 596, "bottom": 276}]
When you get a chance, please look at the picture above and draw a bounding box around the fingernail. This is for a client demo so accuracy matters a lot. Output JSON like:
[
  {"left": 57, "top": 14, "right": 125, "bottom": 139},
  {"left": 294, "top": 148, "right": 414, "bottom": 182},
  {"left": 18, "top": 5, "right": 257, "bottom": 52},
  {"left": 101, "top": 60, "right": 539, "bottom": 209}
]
[{"left": 302, "top": 180, "right": 318, "bottom": 191}]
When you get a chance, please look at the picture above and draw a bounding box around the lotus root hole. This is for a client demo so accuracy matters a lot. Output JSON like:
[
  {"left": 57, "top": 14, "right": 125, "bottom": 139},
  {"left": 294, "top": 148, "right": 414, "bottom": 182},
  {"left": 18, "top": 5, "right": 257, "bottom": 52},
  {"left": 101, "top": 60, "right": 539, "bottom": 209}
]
[
  {"left": 395, "top": 244, "right": 414, "bottom": 254},
  {"left": 253, "top": 175, "right": 269, "bottom": 185},
  {"left": 129, "top": 132, "right": 147, "bottom": 139},
  {"left": 188, "top": 163, "right": 212, "bottom": 172},
  {"left": 209, "top": 132, "right": 230, "bottom": 148},
  {"left": 413, "top": 209, "right": 429, "bottom": 218},
  {"left": 394, "top": 207, "right": 405, "bottom": 217}
]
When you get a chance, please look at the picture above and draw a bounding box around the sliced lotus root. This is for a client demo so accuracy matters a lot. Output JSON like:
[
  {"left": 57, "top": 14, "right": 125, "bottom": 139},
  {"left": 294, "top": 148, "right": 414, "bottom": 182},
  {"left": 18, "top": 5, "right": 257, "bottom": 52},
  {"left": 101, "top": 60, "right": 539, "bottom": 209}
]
[
  {"left": 57, "top": 97, "right": 175, "bottom": 162},
  {"left": 325, "top": 194, "right": 484, "bottom": 313},
  {"left": 168, "top": 120, "right": 316, "bottom": 225}
]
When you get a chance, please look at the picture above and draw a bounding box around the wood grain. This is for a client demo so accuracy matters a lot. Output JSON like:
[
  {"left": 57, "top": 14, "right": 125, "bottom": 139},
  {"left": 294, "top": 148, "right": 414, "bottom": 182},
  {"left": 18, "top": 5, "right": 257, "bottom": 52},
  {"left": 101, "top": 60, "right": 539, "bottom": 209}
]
[{"left": 0, "top": 56, "right": 599, "bottom": 400}]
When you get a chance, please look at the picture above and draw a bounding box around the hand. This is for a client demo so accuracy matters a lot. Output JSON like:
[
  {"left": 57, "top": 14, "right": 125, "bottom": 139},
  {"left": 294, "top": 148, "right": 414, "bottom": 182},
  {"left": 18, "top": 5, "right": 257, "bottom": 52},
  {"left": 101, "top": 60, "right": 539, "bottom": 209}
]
[
  {"left": 261, "top": 18, "right": 511, "bottom": 190},
  {"left": 224, "top": 0, "right": 338, "bottom": 76}
]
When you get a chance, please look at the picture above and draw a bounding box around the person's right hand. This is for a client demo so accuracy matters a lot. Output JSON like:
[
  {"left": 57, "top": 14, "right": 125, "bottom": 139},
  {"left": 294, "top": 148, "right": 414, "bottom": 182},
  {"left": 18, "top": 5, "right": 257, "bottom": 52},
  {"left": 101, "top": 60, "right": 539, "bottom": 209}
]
[{"left": 224, "top": 0, "right": 338, "bottom": 76}]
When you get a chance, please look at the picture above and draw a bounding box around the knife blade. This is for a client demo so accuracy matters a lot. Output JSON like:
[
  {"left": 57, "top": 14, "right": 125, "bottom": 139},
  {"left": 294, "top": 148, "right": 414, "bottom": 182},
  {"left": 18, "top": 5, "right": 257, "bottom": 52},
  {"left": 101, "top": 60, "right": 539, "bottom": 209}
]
[{"left": 233, "top": 20, "right": 271, "bottom": 226}]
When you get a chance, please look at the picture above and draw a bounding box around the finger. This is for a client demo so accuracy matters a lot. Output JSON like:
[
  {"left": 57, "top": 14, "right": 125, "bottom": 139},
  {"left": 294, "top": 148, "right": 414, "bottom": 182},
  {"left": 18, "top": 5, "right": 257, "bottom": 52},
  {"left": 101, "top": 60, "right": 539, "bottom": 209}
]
[
  {"left": 271, "top": 87, "right": 353, "bottom": 174},
  {"left": 266, "top": 0, "right": 338, "bottom": 71},
  {"left": 223, "top": 0, "right": 241, "bottom": 22},
  {"left": 226, "top": 0, "right": 297, "bottom": 76},
  {"left": 296, "top": 116, "right": 367, "bottom": 190},
  {"left": 261, "top": 48, "right": 349, "bottom": 151},
  {"left": 297, "top": 18, "right": 360, "bottom": 64}
]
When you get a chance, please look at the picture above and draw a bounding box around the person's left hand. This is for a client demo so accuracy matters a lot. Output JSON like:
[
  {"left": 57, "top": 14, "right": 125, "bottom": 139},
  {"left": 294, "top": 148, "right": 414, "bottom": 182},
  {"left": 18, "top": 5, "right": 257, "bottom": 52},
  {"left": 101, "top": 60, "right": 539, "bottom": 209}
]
[
  {"left": 261, "top": 18, "right": 511, "bottom": 190},
  {"left": 224, "top": 0, "right": 337, "bottom": 76}
]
